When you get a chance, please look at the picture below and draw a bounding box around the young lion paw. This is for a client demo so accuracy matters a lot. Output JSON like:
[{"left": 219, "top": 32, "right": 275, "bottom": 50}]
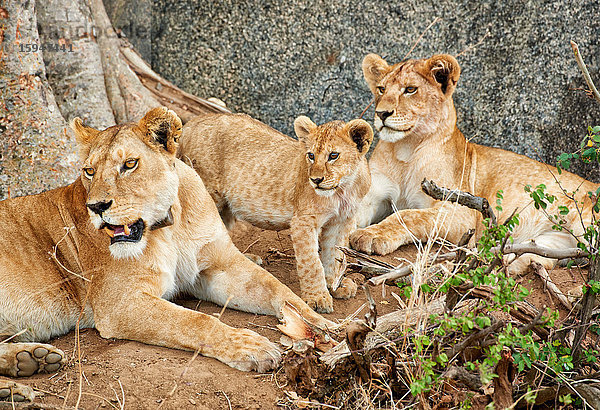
[
  {"left": 220, "top": 329, "right": 282, "bottom": 373},
  {"left": 331, "top": 277, "right": 358, "bottom": 300},
  {"left": 0, "top": 343, "right": 65, "bottom": 377},
  {"left": 349, "top": 226, "right": 400, "bottom": 255},
  {"left": 303, "top": 291, "right": 334, "bottom": 314},
  {"left": 0, "top": 381, "right": 34, "bottom": 402}
]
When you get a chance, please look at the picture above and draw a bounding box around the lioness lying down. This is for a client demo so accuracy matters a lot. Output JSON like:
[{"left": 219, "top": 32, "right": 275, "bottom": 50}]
[
  {"left": 351, "top": 53, "right": 598, "bottom": 274},
  {"left": 179, "top": 113, "right": 373, "bottom": 313},
  {"left": 0, "top": 107, "right": 331, "bottom": 400}
]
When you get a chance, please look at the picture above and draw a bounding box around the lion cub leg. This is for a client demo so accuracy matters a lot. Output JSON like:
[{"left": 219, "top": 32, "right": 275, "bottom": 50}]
[
  {"left": 290, "top": 215, "right": 334, "bottom": 313},
  {"left": 0, "top": 343, "right": 65, "bottom": 377},
  {"left": 320, "top": 218, "right": 357, "bottom": 300},
  {"left": 0, "top": 380, "right": 34, "bottom": 402}
]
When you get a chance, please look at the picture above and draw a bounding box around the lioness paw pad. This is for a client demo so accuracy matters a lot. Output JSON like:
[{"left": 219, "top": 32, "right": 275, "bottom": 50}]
[
  {"left": 1, "top": 343, "right": 65, "bottom": 377},
  {"left": 223, "top": 329, "right": 281, "bottom": 373},
  {"left": 331, "top": 277, "right": 358, "bottom": 300},
  {"left": 0, "top": 381, "right": 34, "bottom": 402}
]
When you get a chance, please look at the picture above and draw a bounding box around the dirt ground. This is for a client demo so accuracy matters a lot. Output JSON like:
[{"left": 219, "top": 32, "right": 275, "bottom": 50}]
[{"left": 2, "top": 222, "right": 587, "bottom": 410}]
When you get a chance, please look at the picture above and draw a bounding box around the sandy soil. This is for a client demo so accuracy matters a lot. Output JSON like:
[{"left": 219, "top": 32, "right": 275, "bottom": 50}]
[{"left": 1, "top": 223, "right": 586, "bottom": 409}]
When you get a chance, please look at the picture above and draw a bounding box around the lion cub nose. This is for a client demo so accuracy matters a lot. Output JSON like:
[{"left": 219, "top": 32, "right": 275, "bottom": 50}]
[
  {"left": 311, "top": 177, "right": 324, "bottom": 185},
  {"left": 87, "top": 200, "right": 113, "bottom": 216},
  {"left": 376, "top": 110, "right": 393, "bottom": 121}
]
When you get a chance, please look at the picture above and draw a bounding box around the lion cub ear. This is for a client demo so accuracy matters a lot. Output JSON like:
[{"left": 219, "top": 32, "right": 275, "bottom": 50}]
[
  {"left": 345, "top": 119, "right": 373, "bottom": 154},
  {"left": 425, "top": 54, "right": 461, "bottom": 96},
  {"left": 70, "top": 118, "right": 100, "bottom": 158},
  {"left": 294, "top": 115, "right": 317, "bottom": 143},
  {"left": 138, "top": 107, "right": 182, "bottom": 155},
  {"left": 362, "top": 54, "right": 390, "bottom": 95}
]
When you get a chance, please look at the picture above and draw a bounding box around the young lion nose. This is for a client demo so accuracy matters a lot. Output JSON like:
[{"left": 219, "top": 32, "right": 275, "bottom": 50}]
[
  {"left": 311, "top": 177, "right": 324, "bottom": 185},
  {"left": 87, "top": 200, "right": 113, "bottom": 216},
  {"left": 376, "top": 110, "right": 393, "bottom": 122}
]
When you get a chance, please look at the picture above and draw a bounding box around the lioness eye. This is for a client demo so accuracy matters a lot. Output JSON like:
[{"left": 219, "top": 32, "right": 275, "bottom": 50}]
[
  {"left": 123, "top": 158, "right": 138, "bottom": 170},
  {"left": 307, "top": 152, "right": 315, "bottom": 161},
  {"left": 376, "top": 86, "right": 385, "bottom": 95},
  {"left": 83, "top": 167, "right": 95, "bottom": 179},
  {"left": 328, "top": 152, "right": 339, "bottom": 161},
  {"left": 405, "top": 86, "right": 417, "bottom": 95}
]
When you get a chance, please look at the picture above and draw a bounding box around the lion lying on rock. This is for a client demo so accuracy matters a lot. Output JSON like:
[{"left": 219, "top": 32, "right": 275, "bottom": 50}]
[{"left": 0, "top": 107, "right": 331, "bottom": 401}]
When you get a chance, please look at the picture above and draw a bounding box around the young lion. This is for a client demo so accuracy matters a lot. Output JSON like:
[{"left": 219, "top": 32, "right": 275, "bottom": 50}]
[
  {"left": 179, "top": 113, "right": 373, "bottom": 313},
  {"left": 351, "top": 53, "right": 598, "bottom": 274},
  {"left": 0, "top": 108, "right": 332, "bottom": 401}
]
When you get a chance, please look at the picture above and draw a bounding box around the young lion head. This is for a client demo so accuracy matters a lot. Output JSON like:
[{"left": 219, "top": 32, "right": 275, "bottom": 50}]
[
  {"left": 293, "top": 116, "right": 373, "bottom": 197},
  {"left": 70, "top": 107, "right": 182, "bottom": 259},
  {"left": 362, "top": 53, "right": 460, "bottom": 143}
]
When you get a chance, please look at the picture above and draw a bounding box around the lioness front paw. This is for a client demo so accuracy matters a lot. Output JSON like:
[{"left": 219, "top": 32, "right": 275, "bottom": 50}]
[
  {"left": 350, "top": 226, "right": 399, "bottom": 255},
  {"left": 331, "top": 277, "right": 357, "bottom": 300},
  {"left": 303, "top": 291, "right": 334, "bottom": 314},
  {"left": 0, "top": 381, "right": 34, "bottom": 402},
  {"left": 220, "top": 329, "right": 282, "bottom": 373},
  {"left": 0, "top": 343, "right": 65, "bottom": 377}
]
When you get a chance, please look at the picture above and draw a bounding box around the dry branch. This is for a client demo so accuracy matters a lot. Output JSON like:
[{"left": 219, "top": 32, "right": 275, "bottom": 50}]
[
  {"left": 494, "top": 243, "right": 589, "bottom": 260},
  {"left": 421, "top": 179, "right": 496, "bottom": 225},
  {"left": 530, "top": 262, "right": 573, "bottom": 310},
  {"left": 570, "top": 41, "right": 600, "bottom": 103}
]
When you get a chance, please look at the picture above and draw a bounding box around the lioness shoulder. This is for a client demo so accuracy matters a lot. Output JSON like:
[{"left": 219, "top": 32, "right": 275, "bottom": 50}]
[{"left": 179, "top": 113, "right": 373, "bottom": 313}]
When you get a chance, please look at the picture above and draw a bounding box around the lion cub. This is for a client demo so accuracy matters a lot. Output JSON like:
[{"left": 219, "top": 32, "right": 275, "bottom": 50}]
[{"left": 179, "top": 114, "right": 373, "bottom": 313}]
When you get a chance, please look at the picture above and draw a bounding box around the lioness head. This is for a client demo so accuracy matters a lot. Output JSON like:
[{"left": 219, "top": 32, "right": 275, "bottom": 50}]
[
  {"left": 71, "top": 107, "right": 182, "bottom": 259},
  {"left": 362, "top": 53, "right": 460, "bottom": 143},
  {"left": 294, "top": 116, "right": 373, "bottom": 197}
]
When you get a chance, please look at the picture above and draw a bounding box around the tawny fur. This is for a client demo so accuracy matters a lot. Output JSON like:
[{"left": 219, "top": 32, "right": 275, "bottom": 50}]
[
  {"left": 178, "top": 113, "right": 373, "bottom": 313},
  {"left": 0, "top": 108, "right": 332, "bottom": 387},
  {"left": 351, "top": 54, "right": 599, "bottom": 274}
]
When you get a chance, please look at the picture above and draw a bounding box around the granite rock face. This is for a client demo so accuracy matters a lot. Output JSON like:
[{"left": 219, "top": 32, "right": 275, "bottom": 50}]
[{"left": 127, "top": 1, "right": 600, "bottom": 179}]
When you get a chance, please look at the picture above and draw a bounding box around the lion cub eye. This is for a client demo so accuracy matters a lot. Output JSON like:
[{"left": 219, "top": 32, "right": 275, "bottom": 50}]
[
  {"left": 376, "top": 86, "right": 385, "bottom": 95},
  {"left": 328, "top": 152, "right": 339, "bottom": 161},
  {"left": 405, "top": 86, "right": 418, "bottom": 95},
  {"left": 83, "top": 167, "right": 95, "bottom": 179},
  {"left": 123, "top": 158, "right": 139, "bottom": 170},
  {"left": 307, "top": 152, "right": 315, "bottom": 162}
]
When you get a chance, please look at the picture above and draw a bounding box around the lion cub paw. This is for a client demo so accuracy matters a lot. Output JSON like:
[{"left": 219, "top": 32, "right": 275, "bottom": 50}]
[
  {"left": 0, "top": 343, "right": 65, "bottom": 377},
  {"left": 220, "top": 329, "right": 281, "bottom": 373},
  {"left": 0, "top": 381, "right": 34, "bottom": 402},
  {"left": 331, "top": 277, "right": 358, "bottom": 300},
  {"left": 303, "top": 291, "right": 334, "bottom": 314},
  {"left": 350, "top": 227, "right": 399, "bottom": 255}
]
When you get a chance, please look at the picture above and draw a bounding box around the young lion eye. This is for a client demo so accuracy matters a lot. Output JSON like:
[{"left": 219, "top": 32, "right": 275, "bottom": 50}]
[
  {"left": 328, "top": 152, "right": 339, "bottom": 161},
  {"left": 307, "top": 152, "right": 315, "bottom": 162},
  {"left": 83, "top": 167, "right": 95, "bottom": 179},
  {"left": 376, "top": 86, "right": 385, "bottom": 95},
  {"left": 123, "top": 158, "right": 139, "bottom": 170},
  {"left": 405, "top": 86, "right": 418, "bottom": 95}
]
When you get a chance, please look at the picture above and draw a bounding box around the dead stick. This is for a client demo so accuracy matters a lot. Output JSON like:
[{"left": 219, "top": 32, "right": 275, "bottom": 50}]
[
  {"left": 570, "top": 41, "right": 600, "bottom": 103},
  {"left": 494, "top": 243, "right": 588, "bottom": 260},
  {"left": 421, "top": 179, "right": 496, "bottom": 225},
  {"left": 530, "top": 262, "right": 572, "bottom": 310},
  {"left": 367, "top": 265, "right": 412, "bottom": 286}
]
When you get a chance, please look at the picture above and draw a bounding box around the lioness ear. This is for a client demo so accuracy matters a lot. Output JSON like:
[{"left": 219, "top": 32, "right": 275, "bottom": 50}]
[
  {"left": 294, "top": 115, "right": 317, "bottom": 143},
  {"left": 138, "top": 107, "right": 182, "bottom": 155},
  {"left": 425, "top": 54, "right": 461, "bottom": 95},
  {"left": 70, "top": 118, "right": 100, "bottom": 159},
  {"left": 345, "top": 119, "right": 373, "bottom": 154},
  {"left": 362, "top": 54, "right": 390, "bottom": 94}
]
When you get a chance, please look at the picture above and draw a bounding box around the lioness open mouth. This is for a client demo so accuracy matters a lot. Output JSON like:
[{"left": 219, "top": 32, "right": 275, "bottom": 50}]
[{"left": 101, "top": 219, "right": 145, "bottom": 244}]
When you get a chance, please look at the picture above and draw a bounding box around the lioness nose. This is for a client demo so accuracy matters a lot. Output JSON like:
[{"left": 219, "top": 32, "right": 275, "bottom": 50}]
[
  {"left": 311, "top": 177, "right": 324, "bottom": 185},
  {"left": 376, "top": 110, "right": 393, "bottom": 121},
  {"left": 87, "top": 200, "right": 113, "bottom": 215}
]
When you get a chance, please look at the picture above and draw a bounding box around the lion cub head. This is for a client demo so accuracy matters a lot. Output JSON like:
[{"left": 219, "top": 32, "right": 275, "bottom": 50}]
[
  {"left": 293, "top": 116, "right": 373, "bottom": 197},
  {"left": 362, "top": 53, "right": 460, "bottom": 143},
  {"left": 70, "top": 107, "right": 182, "bottom": 259}
]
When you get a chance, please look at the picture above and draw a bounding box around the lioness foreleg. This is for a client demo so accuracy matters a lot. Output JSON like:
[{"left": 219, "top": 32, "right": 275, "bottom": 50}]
[{"left": 350, "top": 203, "right": 477, "bottom": 255}]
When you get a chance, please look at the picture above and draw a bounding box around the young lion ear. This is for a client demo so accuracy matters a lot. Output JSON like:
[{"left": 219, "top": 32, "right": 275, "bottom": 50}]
[
  {"left": 294, "top": 115, "right": 317, "bottom": 143},
  {"left": 70, "top": 118, "right": 100, "bottom": 159},
  {"left": 362, "top": 54, "right": 390, "bottom": 95},
  {"left": 345, "top": 119, "right": 373, "bottom": 154},
  {"left": 138, "top": 107, "right": 182, "bottom": 155},
  {"left": 425, "top": 54, "right": 461, "bottom": 95}
]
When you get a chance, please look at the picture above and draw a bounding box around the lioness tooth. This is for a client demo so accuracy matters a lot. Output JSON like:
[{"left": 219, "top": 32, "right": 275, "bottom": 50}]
[
  {"left": 124, "top": 224, "right": 131, "bottom": 236},
  {"left": 103, "top": 227, "right": 114, "bottom": 238}
]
